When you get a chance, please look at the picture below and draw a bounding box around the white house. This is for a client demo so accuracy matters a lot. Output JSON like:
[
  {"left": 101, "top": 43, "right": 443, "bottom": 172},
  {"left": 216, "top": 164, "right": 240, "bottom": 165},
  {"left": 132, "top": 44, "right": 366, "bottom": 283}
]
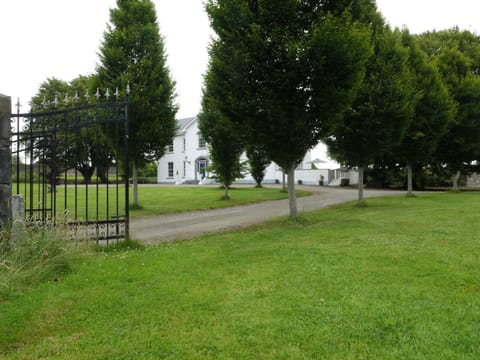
[{"left": 157, "top": 116, "right": 357, "bottom": 185}]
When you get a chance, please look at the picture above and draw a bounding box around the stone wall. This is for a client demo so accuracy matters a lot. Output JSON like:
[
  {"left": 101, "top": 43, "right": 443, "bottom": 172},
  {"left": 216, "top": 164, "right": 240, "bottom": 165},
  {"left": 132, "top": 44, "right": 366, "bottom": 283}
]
[{"left": 0, "top": 94, "right": 12, "bottom": 227}]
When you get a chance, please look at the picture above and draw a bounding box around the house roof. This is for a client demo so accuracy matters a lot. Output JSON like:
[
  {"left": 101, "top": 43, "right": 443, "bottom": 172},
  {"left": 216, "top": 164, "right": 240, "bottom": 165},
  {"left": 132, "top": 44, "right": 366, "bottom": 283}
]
[{"left": 176, "top": 117, "right": 196, "bottom": 133}]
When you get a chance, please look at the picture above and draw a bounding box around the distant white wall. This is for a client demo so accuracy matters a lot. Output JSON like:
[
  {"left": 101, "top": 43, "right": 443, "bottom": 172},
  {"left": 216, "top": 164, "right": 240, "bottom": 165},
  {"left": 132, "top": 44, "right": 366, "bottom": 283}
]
[
  {"left": 289, "top": 169, "right": 329, "bottom": 185},
  {"left": 157, "top": 117, "right": 356, "bottom": 185}
]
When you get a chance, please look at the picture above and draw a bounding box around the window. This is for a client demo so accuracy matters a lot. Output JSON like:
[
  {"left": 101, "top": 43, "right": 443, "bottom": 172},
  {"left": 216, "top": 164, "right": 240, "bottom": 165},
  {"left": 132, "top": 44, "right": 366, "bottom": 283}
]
[
  {"left": 198, "top": 133, "right": 206, "bottom": 149},
  {"left": 182, "top": 138, "right": 186, "bottom": 152},
  {"left": 167, "top": 141, "right": 174, "bottom": 153},
  {"left": 168, "top": 162, "right": 174, "bottom": 178},
  {"left": 183, "top": 161, "right": 186, "bottom": 178}
]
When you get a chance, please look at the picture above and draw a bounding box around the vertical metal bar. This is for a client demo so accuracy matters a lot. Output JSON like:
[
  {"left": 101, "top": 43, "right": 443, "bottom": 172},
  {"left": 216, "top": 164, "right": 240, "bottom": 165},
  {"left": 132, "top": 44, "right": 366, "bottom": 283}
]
[
  {"left": 40, "top": 124, "right": 46, "bottom": 222},
  {"left": 114, "top": 99, "right": 120, "bottom": 243},
  {"left": 124, "top": 94, "right": 130, "bottom": 241},
  {"left": 95, "top": 103, "right": 100, "bottom": 244},
  {"left": 52, "top": 110, "right": 57, "bottom": 223},
  {"left": 63, "top": 109, "right": 68, "bottom": 225},
  {"left": 104, "top": 104, "right": 110, "bottom": 244},
  {"left": 15, "top": 109, "right": 20, "bottom": 195},
  {"left": 73, "top": 105, "right": 79, "bottom": 243},
  {"left": 23, "top": 115, "right": 29, "bottom": 201},
  {"left": 85, "top": 109, "right": 89, "bottom": 228},
  {"left": 74, "top": 106, "right": 78, "bottom": 223},
  {"left": 29, "top": 114, "right": 34, "bottom": 219}
]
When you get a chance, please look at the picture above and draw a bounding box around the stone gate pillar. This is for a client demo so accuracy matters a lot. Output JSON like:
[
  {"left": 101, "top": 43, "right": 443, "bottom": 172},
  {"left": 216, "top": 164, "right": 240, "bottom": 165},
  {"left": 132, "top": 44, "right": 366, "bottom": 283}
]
[{"left": 0, "top": 94, "right": 12, "bottom": 228}]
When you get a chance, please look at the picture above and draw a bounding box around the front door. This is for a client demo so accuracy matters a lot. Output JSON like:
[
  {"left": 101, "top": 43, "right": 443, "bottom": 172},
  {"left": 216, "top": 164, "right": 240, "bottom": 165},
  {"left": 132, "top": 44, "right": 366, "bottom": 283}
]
[{"left": 196, "top": 158, "right": 208, "bottom": 181}]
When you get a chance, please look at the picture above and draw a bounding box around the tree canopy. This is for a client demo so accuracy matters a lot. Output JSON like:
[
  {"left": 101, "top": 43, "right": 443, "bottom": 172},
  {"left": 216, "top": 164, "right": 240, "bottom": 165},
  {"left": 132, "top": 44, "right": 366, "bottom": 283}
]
[
  {"left": 418, "top": 29, "right": 480, "bottom": 188},
  {"left": 205, "top": 0, "right": 375, "bottom": 218},
  {"left": 326, "top": 19, "right": 414, "bottom": 201},
  {"left": 198, "top": 84, "right": 245, "bottom": 199},
  {"left": 97, "top": 0, "right": 177, "bottom": 206},
  {"left": 394, "top": 31, "right": 456, "bottom": 194},
  {"left": 31, "top": 76, "right": 112, "bottom": 185}
]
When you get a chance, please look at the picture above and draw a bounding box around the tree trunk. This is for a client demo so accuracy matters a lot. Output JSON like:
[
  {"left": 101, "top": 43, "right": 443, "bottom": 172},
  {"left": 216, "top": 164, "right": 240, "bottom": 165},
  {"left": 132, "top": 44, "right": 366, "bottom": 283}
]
[
  {"left": 223, "top": 184, "right": 230, "bottom": 199},
  {"left": 133, "top": 161, "right": 139, "bottom": 207},
  {"left": 453, "top": 170, "right": 461, "bottom": 191},
  {"left": 282, "top": 170, "right": 286, "bottom": 191},
  {"left": 358, "top": 166, "right": 364, "bottom": 202},
  {"left": 407, "top": 162, "right": 413, "bottom": 196},
  {"left": 287, "top": 163, "right": 298, "bottom": 220}
]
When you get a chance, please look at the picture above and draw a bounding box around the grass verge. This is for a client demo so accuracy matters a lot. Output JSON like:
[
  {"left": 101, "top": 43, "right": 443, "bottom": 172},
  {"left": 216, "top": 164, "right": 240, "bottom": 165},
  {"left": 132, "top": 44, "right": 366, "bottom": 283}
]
[
  {"left": 0, "top": 222, "right": 81, "bottom": 298},
  {"left": 1, "top": 192, "right": 479, "bottom": 358}
]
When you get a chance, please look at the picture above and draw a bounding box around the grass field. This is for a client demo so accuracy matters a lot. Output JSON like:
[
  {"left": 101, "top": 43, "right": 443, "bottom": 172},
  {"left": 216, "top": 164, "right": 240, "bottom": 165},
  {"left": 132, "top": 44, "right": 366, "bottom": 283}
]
[
  {"left": 12, "top": 184, "right": 311, "bottom": 220},
  {"left": 1, "top": 192, "right": 480, "bottom": 358}
]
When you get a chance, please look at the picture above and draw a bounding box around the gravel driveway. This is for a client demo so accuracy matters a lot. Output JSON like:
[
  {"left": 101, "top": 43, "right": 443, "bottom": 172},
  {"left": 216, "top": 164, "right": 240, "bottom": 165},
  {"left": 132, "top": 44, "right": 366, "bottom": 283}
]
[{"left": 130, "top": 185, "right": 402, "bottom": 243}]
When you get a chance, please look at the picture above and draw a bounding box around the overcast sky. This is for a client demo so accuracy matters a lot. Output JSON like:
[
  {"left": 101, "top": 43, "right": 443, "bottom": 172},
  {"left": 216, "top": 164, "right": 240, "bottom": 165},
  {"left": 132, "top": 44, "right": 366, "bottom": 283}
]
[{"left": 1, "top": 0, "right": 479, "bottom": 118}]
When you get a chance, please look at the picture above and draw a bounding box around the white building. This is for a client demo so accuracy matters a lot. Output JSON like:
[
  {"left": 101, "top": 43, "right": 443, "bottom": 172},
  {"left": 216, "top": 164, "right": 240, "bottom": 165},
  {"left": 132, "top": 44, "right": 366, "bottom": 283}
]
[{"left": 157, "top": 117, "right": 357, "bottom": 185}]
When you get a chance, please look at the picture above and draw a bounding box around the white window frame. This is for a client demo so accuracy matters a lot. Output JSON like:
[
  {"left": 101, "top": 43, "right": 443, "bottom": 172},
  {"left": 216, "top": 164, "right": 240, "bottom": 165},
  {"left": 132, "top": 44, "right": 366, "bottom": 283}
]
[{"left": 198, "top": 133, "right": 206, "bottom": 149}]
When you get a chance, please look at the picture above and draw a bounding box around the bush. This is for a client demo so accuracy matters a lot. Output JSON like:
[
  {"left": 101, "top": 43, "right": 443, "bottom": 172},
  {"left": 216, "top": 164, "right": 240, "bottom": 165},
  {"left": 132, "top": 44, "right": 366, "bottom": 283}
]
[
  {"left": 0, "top": 222, "right": 79, "bottom": 296},
  {"left": 138, "top": 162, "right": 158, "bottom": 178}
]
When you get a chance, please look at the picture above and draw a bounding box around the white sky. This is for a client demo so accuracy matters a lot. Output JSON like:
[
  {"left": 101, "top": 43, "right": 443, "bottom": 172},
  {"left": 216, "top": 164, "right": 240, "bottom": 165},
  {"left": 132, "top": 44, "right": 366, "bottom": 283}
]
[{"left": 1, "top": 0, "right": 478, "bottom": 121}]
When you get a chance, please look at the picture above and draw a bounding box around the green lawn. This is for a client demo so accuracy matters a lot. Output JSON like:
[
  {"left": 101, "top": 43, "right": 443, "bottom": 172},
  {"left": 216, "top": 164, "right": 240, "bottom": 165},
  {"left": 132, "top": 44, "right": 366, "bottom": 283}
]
[
  {"left": 12, "top": 184, "right": 311, "bottom": 220},
  {"left": 130, "top": 186, "right": 311, "bottom": 217},
  {"left": 1, "top": 193, "right": 480, "bottom": 358}
]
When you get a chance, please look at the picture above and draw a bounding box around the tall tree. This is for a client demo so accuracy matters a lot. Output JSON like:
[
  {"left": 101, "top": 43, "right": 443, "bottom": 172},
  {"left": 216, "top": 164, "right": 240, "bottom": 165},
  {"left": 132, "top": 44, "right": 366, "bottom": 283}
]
[
  {"left": 198, "top": 85, "right": 245, "bottom": 199},
  {"left": 205, "top": 0, "right": 374, "bottom": 219},
  {"left": 326, "top": 21, "right": 415, "bottom": 202},
  {"left": 418, "top": 30, "right": 480, "bottom": 189},
  {"left": 395, "top": 31, "right": 456, "bottom": 195},
  {"left": 97, "top": 0, "right": 177, "bottom": 206},
  {"left": 246, "top": 145, "right": 271, "bottom": 187}
]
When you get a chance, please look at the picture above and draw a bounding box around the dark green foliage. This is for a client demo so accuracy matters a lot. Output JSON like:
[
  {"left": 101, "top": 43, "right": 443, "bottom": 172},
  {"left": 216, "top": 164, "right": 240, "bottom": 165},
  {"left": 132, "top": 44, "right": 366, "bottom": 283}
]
[
  {"left": 30, "top": 76, "right": 114, "bottom": 185},
  {"left": 326, "top": 20, "right": 414, "bottom": 200},
  {"left": 69, "top": 76, "right": 114, "bottom": 184},
  {"left": 246, "top": 145, "right": 271, "bottom": 187},
  {"left": 418, "top": 27, "right": 480, "bottom": 74},
  {"left": 418, "top": 29, "right": 480, "bottom": 177},
  {"left": 205, "top": 0, "right": 374, "bottom": 217},
  {"left": 198, "top": 99, "right": 245, "bottom": 199},
  {"left": 393, "top": 31, "right": 456, "bottom": 193},
  {"left": 138, "top": 162, "right": 157, "bottom": 178},
  {"left": 327, "top": 23, "right": 414, "bottom": 168},
  {"left": 30, "top": 78, "right": 78, "bottom": 187},
  {"left": 395, "top": 31, "right": 456, "bottom": 164},
  {"left": 199, "top": 19, "right": 247, "bottom": 199},
  {"left": 97, "top": 0, "right": 177, "bottom": 204}
]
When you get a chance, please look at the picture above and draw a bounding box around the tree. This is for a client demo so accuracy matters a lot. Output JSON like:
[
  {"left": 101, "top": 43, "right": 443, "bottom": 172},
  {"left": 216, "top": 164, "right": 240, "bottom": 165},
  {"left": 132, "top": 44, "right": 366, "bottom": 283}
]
[
  {"left": 30, "top": 78, "right": 75, "bottom": 190},
  {"left": 394, "top": 31, "right": 456, "bottom": 195},
  {"left": 246, "top": 145, "right": 271, "bottom": 187},
  {"left": 326, "top": 21, "right": 414, "bottom": 202},
  {"left": 418, "top": 30, "right": 480, "bottom": 189},
  {"left": 31, "top": 76, "right": 114, "bottom": 185},
  {"left": 97, "top": 0, "right": 177, "bottom": 206},
  {"left": 68, "top": 75, "right": 115, "bottom": 185},
  {"left": 198, "top": 86, "right": 245, "bottom": 199},
  {"left": 205, "top": 0, "right": 374, "bottom": 219}
]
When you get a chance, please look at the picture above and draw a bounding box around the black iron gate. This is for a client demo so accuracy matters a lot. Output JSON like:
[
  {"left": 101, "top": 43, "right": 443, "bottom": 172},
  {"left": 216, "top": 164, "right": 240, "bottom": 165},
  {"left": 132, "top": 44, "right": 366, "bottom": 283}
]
[{"left": 11, "top": 90, "right": 129, "bottom": 244}]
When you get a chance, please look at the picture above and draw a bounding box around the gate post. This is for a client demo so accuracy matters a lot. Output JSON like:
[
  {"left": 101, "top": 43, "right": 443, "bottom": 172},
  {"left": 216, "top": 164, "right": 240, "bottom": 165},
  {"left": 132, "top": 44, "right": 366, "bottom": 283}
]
[{"left": 0, "top": 94, "right": 12, "bottom": 228}]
